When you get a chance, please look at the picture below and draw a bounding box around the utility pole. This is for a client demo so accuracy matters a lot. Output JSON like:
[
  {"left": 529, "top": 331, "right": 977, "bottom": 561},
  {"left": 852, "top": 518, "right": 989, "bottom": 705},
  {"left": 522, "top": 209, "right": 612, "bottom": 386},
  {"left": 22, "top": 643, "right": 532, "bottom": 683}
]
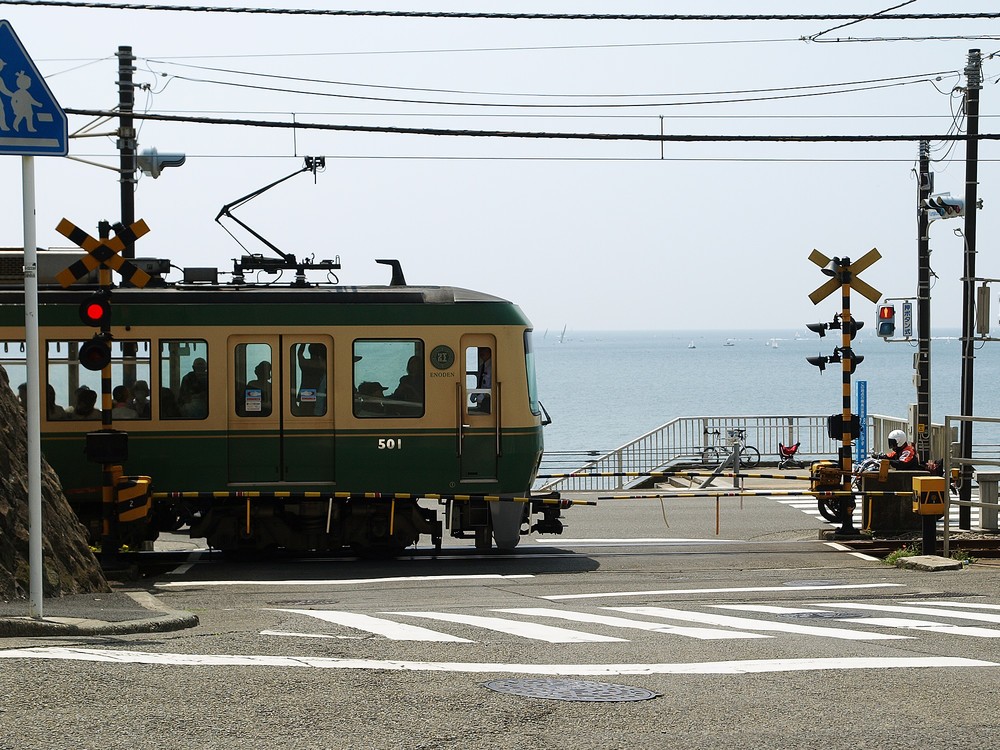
[
  {"left": 916, "top": 141, "right": 931, "bottom": 465},
  {"left": 958, "top": 49, "right": 982, "bottom": 530},
  {"left": 117, "top": 45, "right": 136, "bottom": 259}
]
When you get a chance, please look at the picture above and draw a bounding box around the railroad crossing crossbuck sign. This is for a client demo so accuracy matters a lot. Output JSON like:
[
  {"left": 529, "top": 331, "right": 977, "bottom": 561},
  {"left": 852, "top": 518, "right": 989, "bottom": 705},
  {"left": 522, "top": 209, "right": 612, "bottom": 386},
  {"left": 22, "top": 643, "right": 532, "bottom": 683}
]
[
  {"left": 807, "top": 248, "right": 882, "bottom": 305},
  {"left": 54, "top": 219, "right": 152, "bottom": 289}
]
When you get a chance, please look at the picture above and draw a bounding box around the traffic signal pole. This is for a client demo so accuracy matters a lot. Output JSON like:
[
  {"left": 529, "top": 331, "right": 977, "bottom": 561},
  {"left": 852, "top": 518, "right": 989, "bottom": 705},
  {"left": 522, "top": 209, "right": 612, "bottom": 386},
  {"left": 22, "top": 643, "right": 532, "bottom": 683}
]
[
  {"left": 117, "top": 46, "right": 136, "bottom": 260},
  {"left": 958, "top": 49, "right": 982, "bottom": 530},
  {"left": 916, "top": 142, "right": 932, "bottom": 466},
  {"left": 917, "top": 142, "right": 937, "bottom": 555}
]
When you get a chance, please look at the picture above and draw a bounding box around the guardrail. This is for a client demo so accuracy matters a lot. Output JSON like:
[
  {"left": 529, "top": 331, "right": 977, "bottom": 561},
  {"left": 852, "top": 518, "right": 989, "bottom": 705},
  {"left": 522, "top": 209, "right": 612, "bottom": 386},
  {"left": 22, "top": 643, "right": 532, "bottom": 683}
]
[
  {"left": 539, "top": 413, "right": 945, "bottom": 492},
  {"left": 944, "top": 415, "right": 1000, "bottom": 554}
]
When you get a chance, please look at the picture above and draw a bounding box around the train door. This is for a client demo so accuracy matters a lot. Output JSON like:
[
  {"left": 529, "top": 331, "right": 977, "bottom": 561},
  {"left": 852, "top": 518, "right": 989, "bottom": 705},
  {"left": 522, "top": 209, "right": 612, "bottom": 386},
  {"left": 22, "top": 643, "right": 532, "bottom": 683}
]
[
  {"left": 460, "top": 335, "right": 497, "bottom": 481},
  {"left": 284, "top": 336, "right": 334, "bottom": 483},
  {"left": 227, "top": 334, "right": 335, "bottom": 484}
]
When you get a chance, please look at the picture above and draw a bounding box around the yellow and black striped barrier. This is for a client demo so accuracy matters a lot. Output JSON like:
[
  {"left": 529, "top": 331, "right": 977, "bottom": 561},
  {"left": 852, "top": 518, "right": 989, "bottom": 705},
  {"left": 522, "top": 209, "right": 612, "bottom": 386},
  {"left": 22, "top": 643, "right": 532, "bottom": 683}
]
[
  {"left": 536, "top": 469, "right": 817, "bottom": 482},
  {"left": 150, "top": 491, "right": 595, "bottom": 507}
]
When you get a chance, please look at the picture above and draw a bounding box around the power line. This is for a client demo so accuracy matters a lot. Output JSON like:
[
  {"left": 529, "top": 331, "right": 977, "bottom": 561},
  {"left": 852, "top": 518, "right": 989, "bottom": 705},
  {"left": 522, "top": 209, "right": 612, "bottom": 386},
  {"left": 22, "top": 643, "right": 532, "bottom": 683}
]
[
  {"left": 2, "top": 1, "right": 998, "bottom": 21},
  {"left": 160, "top": 72, "right": 946, "bottom": 109},
  {"left": 147, "top": 59, "right": 958, "bottom": 101},
  {"left": 62, "top": 107, "right": 1000, "bottom": 143}
]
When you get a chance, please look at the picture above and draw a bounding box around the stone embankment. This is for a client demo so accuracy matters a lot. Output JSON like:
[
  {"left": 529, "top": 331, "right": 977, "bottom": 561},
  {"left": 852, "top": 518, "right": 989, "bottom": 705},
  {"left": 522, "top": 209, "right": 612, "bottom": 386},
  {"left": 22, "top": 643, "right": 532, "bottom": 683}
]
[{"left": 0, "top": 365, "right": 108, "bottom": 600}]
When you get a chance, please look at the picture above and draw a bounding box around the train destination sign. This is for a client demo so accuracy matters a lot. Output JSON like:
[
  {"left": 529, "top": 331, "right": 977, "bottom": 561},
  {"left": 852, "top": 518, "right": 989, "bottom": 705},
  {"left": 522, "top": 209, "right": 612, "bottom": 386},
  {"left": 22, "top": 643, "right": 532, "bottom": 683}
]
[{"left": 0, "top": 20, "right": 67, "bottom": 156}]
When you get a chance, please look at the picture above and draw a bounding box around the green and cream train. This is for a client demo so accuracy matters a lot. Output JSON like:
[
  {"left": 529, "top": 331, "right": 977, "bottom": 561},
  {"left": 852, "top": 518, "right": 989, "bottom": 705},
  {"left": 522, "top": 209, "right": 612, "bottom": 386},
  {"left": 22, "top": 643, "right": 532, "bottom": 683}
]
[{"left": 0, "top": 252, "right": 563, "bottom": 555}]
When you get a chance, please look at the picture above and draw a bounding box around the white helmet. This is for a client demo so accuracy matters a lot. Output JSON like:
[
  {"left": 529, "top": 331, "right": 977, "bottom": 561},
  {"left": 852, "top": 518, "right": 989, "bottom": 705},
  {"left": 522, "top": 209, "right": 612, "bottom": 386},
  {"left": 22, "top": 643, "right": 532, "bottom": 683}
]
[{"left": 888, "top": 429, "right": 907, "bottom": 445}]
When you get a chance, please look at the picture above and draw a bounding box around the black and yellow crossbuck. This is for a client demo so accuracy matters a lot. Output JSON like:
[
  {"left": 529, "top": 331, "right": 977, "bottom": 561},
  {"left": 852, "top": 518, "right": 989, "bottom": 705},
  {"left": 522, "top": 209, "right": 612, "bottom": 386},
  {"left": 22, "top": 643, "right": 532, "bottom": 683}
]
[{"left": 54, "top": 218, "right": 152, "bottom": 289}]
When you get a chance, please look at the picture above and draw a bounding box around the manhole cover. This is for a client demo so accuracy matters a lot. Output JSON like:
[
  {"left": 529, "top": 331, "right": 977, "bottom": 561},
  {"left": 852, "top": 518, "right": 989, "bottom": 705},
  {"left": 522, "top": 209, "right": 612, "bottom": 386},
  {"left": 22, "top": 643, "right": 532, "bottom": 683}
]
[
  {"left": 780, "top": 611, "right": 864, "bottom": 619},
  {"left": 484, "top": 678, "right": 658, "bottom": 702}
]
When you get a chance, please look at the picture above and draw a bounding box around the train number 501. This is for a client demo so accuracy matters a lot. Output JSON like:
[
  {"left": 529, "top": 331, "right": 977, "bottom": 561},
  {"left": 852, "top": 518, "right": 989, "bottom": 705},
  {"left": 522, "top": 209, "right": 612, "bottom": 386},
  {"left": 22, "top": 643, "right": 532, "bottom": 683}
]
[{"left": 377, "top": 438, "right": 403, "bottom": 450}]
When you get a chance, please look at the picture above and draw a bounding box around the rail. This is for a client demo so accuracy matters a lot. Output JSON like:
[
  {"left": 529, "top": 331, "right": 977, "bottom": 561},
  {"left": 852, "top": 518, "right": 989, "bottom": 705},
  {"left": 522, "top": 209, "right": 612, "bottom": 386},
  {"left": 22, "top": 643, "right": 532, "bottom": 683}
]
[{"left": 539, "top": 413, "right": 947, "bottom": 492}]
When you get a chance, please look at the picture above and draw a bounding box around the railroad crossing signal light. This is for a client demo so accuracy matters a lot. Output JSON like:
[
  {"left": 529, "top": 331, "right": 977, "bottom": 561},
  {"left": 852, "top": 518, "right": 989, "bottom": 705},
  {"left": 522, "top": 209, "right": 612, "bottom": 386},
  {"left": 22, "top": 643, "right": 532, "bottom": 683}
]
[
  {"left": 922, "top": 192, "right": 965, "bottom": 220},
  {"left": 78, "top": 334, "right": 112, "bottom": 371},
  {"left": 876, "top": 304, "right": 896, "bottom": 338},
  {"left": 78, "top": 290, "right": 111, "bottom": 327}
]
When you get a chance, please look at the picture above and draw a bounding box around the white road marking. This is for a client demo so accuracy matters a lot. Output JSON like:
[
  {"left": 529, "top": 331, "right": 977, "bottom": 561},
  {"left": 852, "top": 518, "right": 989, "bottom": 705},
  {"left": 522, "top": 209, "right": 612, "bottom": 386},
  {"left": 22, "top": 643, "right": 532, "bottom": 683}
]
[
  {"left": 609, "top": 606, "right": 909, "bottom": 640},
  {"left": 713, "top": 604, "right": 1000, "bottom": 637},
  {"left": 274, "top": 609, "right": 473, "bottom": 642},
  {"left": 493, "top": 607, "right": 771, "bottom": 640},
  {"left": 818, "top": 602, "right": 1000, "bottom": 625},
  {"left": 916, "top": 601, "right": 1000, "bottom": 611},
  {"left": 536, "top": 538, "right": 743, "bottom": 546},
  {"left": 260, "top": 630, "right": 367, "bottom": 641},
  {"left": 544, "top": 582, "right": 904, "bottom": 601},
  {"left": 0, "top": 647, "right": 992, "bottom": 675},
  {"left": 388, "top": 611, "right": 628, "bottom": 643},
  {"left": 156, "top": 574, "right": 533, "bottom": 589}
]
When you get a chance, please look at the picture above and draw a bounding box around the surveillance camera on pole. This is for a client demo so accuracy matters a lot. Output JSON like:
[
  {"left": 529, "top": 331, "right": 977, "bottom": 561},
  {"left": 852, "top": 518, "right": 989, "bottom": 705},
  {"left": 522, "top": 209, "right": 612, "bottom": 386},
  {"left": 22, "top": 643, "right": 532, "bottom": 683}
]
[{"left": 137, "top": 147, "right": 186, "bottom": 179}]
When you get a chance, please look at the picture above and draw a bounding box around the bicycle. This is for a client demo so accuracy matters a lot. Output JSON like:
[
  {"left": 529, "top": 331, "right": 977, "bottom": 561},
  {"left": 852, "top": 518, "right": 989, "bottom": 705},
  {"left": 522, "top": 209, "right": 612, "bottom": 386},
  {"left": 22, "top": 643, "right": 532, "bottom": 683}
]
[{"left": 701, "top": 427, "right": 761, "bottom": 469}]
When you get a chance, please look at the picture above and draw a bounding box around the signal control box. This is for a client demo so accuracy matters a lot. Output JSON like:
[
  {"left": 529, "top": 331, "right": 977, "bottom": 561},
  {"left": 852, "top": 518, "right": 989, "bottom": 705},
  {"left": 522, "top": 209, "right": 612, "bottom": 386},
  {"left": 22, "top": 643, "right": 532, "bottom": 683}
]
[{"left": 912, "top": 475, "right": 947, "bottom": 516}]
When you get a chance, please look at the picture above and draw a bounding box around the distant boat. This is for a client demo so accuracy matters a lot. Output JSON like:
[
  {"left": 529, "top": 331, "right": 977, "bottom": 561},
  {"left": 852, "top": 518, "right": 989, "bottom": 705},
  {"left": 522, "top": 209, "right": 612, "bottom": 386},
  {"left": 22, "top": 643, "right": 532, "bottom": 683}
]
[
  {"left": 688, "top": 341, "right": 696, "bottom": 349},
  {"left": 767, "top": 338, "right": 779, "bottom": 348},
  {"left": 559, "top": 324, "right": 567, "bottom": 344},
  {"left": 724, "top": 339, "right": 735, "bottom": 347}
]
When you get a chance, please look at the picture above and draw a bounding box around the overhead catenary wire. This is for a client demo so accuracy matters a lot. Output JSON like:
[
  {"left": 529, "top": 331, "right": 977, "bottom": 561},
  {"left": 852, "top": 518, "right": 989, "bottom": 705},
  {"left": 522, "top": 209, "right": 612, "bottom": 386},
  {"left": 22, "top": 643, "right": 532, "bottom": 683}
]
[
  {"left": 60, "top": 108, "right": 1000, "bottom": 144},
  {"left": 1, "top": 2, "right": 998, "bottom": 21}
]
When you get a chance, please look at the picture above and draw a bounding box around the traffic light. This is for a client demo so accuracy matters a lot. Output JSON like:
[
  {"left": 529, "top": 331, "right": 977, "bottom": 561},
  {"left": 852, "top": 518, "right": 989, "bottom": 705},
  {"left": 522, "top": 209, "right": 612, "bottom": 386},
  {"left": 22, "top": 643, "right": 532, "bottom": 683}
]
[
  {"left": 876, "top": 304, "right": 896, "bottom": 338},
  {"left": 79, "top": 290, "right": 110, "bottom": 327},
  {"left": 79, "top": 334, "right": 112, "bottom": 371},
  {"left": 137, "top": 147, "right": 186, "bottom": 179},
  {"left": 922, "top": 192, "right": 965, "bottom": 220}
]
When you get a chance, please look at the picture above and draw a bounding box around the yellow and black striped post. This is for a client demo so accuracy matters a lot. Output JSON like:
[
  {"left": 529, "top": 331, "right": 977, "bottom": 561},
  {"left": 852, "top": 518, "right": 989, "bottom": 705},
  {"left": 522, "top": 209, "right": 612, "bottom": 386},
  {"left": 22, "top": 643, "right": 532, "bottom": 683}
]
[
  {"left": 836, "top": 262, "right": 858, "bottom": 534},
  {"left": 808, "top": 248, "right": 882, "bottom": 535},
  {"left": 54, "top": 218, "right": 152, "bottom": 562}
]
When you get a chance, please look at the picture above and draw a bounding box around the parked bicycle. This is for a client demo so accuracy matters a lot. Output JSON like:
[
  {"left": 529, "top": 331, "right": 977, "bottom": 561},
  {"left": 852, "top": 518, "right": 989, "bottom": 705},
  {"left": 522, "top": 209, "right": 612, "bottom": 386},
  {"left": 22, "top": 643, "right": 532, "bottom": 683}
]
[{"left": 701, "top": 427, "right": 761, "bottom": 469}]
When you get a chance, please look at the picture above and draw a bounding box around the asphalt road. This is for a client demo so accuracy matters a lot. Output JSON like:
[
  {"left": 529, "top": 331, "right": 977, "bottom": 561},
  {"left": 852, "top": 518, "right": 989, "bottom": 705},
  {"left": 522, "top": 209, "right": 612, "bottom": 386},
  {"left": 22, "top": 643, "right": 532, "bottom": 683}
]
[{"left": 2, "top": 492, "right": 999, "bottom": 749}]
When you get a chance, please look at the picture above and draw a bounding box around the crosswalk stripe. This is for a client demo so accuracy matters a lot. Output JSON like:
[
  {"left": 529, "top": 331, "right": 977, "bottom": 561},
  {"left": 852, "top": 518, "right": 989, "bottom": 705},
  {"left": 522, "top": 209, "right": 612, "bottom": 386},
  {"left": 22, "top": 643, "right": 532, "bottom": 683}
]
[
  {"left": 713, "top": 604, "right": 1000, "bottom": 638},
  {"left": 607, "top": 606, "right": 910, "bottom": 640},
  {"left": 492, "top": 607, "right": 771, "bottom": 640},
  {"left": 816, "top": 602, "right": 1000, "bottom": 624},
  {"left": 387, "top": 611, "right": 628, "bottom": 643},
  {"left": 273, "top": 609, "right": 472, "bottom": 642}
]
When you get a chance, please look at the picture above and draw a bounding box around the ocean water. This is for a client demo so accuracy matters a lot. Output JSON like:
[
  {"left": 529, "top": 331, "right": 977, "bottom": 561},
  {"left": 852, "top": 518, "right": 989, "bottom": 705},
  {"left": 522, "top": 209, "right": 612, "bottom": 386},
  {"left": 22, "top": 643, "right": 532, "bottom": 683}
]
[{"left": 533, "top": 329, "right": 1000, "bottom": 457}]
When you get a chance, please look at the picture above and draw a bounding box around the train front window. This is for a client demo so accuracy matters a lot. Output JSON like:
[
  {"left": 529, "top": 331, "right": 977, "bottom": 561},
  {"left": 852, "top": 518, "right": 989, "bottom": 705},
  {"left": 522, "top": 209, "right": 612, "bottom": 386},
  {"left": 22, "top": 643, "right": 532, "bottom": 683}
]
[
  {"left": 46, "top": 340, "right": 152, "bottom": 421},
  {"left": 523, "top": 330, "right": 540, "bottom": 416},
  {"left": 160, "top": 340, "right": 208, "bottom": 419},
  {"left": 352, "top": 339, "right": 424, "bottom": 418}
]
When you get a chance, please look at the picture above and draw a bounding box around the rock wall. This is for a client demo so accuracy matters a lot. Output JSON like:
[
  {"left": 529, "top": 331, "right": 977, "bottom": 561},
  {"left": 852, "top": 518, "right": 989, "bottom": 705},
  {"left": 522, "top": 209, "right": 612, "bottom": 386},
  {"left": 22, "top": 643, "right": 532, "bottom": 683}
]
[{"left": 0, "top": 365, "right": 108, "bottom": 600}]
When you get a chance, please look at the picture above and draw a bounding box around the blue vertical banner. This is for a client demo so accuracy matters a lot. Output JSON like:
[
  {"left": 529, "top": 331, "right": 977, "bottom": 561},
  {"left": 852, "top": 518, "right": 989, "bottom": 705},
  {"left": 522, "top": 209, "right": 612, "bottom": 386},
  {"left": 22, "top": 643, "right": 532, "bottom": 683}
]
[{"left": 857, "top": 380, "right": 868, "bottom": 458}]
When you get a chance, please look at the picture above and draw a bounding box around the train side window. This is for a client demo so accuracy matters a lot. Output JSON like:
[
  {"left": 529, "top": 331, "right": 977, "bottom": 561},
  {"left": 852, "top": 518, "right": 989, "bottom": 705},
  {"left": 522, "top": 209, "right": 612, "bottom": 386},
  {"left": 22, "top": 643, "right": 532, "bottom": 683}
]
[
  {"left": 466, "top": 345, "right": 492, "bottom": 414},
  {"left": 352, "top": 339, "right": 424, "bottom": 418},
  {"left": 160, "top": 340, "right": 208, "bottom": 419},
  {"left": 1, "top": 340, "right": 28, "bottom": 412},
  {"left": 46, "top": 340, "right": 151, "bottom": 421},
  {"left": 291, "top": 343, "right": 327, "bottom": 417},
  {"left": 523, "top": 330, "right": 540, "bottom": 416},
  {"left": 234, "top": 343, "right": 272, "bottom": 417}
]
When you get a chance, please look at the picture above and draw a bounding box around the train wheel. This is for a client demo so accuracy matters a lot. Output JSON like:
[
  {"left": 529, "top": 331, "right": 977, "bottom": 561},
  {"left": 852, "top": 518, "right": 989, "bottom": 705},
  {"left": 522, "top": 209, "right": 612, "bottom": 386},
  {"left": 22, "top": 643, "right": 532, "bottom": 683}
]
[{"left": 490, "top": 503, "right": 524, "bottom": 551}]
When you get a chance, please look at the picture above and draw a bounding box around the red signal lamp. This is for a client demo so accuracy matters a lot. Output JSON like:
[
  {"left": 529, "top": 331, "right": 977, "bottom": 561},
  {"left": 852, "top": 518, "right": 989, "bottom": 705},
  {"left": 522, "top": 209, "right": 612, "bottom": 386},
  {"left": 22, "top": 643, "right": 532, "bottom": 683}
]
[{"left": 79, "top": 290, "right": 111, "bottom": 327}]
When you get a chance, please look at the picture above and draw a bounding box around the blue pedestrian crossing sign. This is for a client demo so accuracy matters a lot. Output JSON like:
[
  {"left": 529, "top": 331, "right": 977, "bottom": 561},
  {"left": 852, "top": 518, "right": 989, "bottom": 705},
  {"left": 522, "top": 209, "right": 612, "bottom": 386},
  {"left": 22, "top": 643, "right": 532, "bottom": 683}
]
[{"left": 0, "top": 20, "right": 67, "bottom": 156}]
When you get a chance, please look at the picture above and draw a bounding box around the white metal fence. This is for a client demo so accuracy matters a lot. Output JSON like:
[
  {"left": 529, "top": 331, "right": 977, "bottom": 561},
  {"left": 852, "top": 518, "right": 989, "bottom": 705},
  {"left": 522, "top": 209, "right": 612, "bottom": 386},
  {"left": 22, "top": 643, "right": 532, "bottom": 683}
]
[{"left": 539, "top": 413, "right": 948, "bottom": 492}]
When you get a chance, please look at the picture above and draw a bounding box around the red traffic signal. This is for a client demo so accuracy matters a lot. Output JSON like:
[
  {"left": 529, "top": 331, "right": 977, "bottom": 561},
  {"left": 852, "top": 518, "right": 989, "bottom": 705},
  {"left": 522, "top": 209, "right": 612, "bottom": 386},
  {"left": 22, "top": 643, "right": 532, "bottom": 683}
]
[
  {"left": 79, "top": 335, "right": 112, "bottom": 371},
  {"left": 79, "top": 290, "right": 111, "bottom": 327},
  {"left": 876, "top": 304, "right": 896, "bottom": 338}
]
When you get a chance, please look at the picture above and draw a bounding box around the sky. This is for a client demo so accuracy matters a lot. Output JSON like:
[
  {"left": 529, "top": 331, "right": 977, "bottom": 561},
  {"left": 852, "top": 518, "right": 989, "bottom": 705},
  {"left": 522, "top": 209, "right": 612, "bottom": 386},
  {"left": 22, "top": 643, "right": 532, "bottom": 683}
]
[{"left": 0, "top": 1, "right": 997, "bottom": 332}]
